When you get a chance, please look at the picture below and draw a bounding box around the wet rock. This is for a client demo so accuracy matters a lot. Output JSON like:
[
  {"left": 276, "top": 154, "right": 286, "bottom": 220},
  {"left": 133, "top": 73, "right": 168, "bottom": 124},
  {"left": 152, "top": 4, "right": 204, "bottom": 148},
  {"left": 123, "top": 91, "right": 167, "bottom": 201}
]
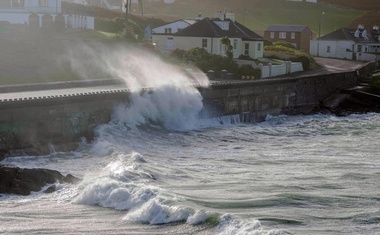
[
  {"left": 62, "top": 174, "right": 81, "bottom": 184},
  {"left": 0, "top": 166, "right": 80, "bottom": 196},
  {"left": 44, "top": 185, "right": 56, "bottom": 194}
]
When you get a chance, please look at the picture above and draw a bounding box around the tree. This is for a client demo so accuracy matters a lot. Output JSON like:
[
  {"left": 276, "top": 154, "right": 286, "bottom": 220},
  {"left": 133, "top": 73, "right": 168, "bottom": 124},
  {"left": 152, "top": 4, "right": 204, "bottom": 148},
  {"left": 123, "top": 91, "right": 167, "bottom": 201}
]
[{"left": 221, "top": 36, "right": 233, "bottom": 60}]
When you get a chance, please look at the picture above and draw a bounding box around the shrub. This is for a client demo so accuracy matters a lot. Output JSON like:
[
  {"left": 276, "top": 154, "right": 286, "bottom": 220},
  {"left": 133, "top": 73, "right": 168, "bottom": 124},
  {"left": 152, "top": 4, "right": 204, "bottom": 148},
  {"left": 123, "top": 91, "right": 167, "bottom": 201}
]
[
  {"left": 273, "top": 40, "right": 296, "bottom": 49},
  {"left": 264, "top": 45, "right": 316, "bottom": 70},
  {"left": 238, "top": 64, "right": 261, "bottom": 79},
  {"left": 290, "top": 55, "right": 312, "bottom": 70},
  {"left": 371, "top": 75, "right": 380, "bottom": 89},
  {"left": 95, "top": 17, "right": 125, "bottom": 33},
  {"left": 184, "top": 47, "right": 210, "bottom": 64}
]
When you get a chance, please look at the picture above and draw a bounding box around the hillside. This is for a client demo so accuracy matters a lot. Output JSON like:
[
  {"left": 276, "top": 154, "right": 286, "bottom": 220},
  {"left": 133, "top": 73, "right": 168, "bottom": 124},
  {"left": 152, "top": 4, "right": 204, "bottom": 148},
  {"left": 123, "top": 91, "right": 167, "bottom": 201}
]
[
  {"left": 321, "top": 0, "right": 380, "bottom": 29},
  {"left": 132, "top": 0, "right": 362, "bottom": 36},
  {"left": 320, "top": 0, "right": 380, "bottom": 11}
]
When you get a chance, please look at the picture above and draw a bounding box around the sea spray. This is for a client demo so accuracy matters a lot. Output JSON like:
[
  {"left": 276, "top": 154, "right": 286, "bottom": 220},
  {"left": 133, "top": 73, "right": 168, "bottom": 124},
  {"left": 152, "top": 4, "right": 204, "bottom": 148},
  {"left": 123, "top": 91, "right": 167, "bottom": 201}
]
[{"left": 61, "top": 42, "right": 209, "bottom": 130}]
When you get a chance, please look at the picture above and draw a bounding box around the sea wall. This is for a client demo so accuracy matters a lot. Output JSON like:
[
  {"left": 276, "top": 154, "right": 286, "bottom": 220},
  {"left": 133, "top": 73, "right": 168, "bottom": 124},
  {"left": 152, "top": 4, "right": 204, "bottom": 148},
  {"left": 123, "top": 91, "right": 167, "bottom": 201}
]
[
  {"left": 0, "top": 70, "right": 362, "bottom": 157},
  {"left": 0, "top": 92, "right": 128, "bottom": 157}
]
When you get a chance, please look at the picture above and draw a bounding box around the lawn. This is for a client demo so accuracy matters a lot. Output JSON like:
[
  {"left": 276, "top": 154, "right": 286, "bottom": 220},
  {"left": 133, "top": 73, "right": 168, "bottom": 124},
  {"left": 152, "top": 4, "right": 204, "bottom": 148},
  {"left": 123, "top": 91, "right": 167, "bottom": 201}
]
[{"left": 140, "top": 0, "right": 362, "bottom": 36}]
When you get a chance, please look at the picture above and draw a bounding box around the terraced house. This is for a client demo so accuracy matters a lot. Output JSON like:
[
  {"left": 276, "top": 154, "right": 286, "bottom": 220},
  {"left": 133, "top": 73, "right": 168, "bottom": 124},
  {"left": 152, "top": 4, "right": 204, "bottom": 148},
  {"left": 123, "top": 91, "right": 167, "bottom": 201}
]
[{"left": 152, "top": 12, "right": 264, "bottom": 59}]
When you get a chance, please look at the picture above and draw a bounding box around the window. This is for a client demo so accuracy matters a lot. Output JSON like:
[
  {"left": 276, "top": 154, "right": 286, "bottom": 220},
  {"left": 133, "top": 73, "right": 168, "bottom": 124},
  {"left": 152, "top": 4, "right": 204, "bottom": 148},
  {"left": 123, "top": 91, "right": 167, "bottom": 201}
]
[
  {"left": 357, "top": 45, "right": 362, "bottom": 52},
  {"left": 257, "top": 43, "right": 261, "bottom": 52},
  {"left": 244, "top": 43, "right": 250, "bottom": 55},
  {"left": 202, "top": 39, "right": 208, "bottom": 48},
  {"left": 270, "top": 32, "right": 274, "bottom": 39},
  {"left": 39, "top": 0, "right": 48, "bottom": 6},
  {"left": 279, "top": 32, "right": 286, "bottom": 39},
  {"left": 12, "top": 0, "right": 25, "bottom": 7},
  {"left": 291, "top": 32, "right": 295, "bottom": 39},
  {"left": 164, "top": 28, "right": 172, "bottom": 34},
  {"left": 326, "top": 46, "right": 331, "bottom": 53}
]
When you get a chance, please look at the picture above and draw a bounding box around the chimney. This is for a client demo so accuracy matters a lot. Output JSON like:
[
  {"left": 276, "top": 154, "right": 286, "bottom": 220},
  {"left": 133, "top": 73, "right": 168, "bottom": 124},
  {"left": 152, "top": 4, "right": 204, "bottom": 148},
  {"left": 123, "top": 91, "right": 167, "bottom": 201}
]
[
  {"left": 225, "top": 11, "right": 235, "bottom": 22},
  {"left": 358, "top": 24, "right": 365, "bottom": 30},
  {"left": 215, "top": 11, "right": 225, "bottom": 21},
  {"left": 373, "top": 25, "right": 379, "bottom": 31},
  {"left": 196, "top": 13, "right": 203, "bottom": 21}
]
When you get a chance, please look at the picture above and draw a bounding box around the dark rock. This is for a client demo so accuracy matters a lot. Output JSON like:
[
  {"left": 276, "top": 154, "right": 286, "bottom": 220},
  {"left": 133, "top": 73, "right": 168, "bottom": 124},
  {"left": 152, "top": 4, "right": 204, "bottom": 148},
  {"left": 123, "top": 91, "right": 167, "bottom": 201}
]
[
  {"left": 0, "top": 166, "right": 80, "bottom": 196},
  {"left": 44, "top": 185, "right": 56, "bottom": 194},
  {"left": 62, "top": 174, "right": 81, "bottom": 184}
]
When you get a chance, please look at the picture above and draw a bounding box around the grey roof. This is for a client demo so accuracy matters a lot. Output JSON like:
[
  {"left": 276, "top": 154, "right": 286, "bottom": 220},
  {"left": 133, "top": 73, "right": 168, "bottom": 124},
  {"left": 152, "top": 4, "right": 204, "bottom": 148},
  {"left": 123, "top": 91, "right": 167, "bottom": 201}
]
[
  {"left": 319, "top": 28, "right": 380, "bottom": 44},
  {"left": 174, "top": 17, "right": 263, "bottom": 41},
  {"left": 265, "top": 24, "right": 311, "bottom": 32}
]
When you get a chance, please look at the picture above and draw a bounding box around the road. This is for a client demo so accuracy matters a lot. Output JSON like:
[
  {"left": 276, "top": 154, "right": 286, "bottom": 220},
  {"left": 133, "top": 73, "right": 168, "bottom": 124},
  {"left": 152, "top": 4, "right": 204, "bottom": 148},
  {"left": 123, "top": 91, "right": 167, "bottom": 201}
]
[{"left": 0, "top": 57, "right": 368, "bottom": 102}]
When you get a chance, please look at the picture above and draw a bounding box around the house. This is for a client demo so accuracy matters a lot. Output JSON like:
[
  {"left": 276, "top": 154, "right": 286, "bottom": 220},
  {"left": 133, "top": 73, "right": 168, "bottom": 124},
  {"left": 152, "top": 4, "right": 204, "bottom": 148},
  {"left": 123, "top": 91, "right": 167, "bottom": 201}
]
[
  {"left": 151, "top": 19, "right": 197, "bottom": 36},
  {"left": 62, "top": 0, "right": 124, "bottom": 11},
  {"left": 310, "top": 25, "right": 380, "bottom": 61},
  {"left": 0, "top": 0, "right": 62, "bottom": 15},
  {"left": 264, "top": 24, "right": 313, "bottom": 52},
  {"left": 152, "top": 11, "right": 264, "bottom": 59},
  {"left": 0, "top": 0, "right": 94, "bottom": 30}
]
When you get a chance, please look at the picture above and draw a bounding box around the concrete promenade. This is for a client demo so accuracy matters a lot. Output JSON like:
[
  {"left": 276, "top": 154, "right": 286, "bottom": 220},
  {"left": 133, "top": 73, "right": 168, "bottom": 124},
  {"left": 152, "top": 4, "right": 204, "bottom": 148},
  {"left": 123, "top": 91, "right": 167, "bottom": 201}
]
[{"left": 0, "top": 58, "right": 367, "bottom": 102}]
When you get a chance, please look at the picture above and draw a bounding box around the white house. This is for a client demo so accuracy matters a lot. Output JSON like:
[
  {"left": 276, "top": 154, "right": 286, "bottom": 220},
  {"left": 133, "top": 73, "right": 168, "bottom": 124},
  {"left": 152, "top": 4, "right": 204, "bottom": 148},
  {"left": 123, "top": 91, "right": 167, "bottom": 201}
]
[
  {"left": 0, "top": 0, "right": 94, "bottom": 29},
  {"left": 151, "top": 19, "right": 196, "bottom": 36},
  {"left": 310, "top": 26, "right": 380, "bottom": 61},
  {"left": 152, "top": 12, "right": 264, "bottom": 59}
]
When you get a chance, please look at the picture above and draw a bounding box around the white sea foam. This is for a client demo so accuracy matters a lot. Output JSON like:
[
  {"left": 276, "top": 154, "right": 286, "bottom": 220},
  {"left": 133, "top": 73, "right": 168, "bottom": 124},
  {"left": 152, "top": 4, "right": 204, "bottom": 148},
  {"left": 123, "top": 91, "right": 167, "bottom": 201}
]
[
  {"left": 216, "top": 214, "right": 287, "bottom": 235},
  {"left": 71, "top": 151, "right": 215, "bottom": 225},
  {"left": 112, "top": 85, "right": 204, "bottom": 130}
]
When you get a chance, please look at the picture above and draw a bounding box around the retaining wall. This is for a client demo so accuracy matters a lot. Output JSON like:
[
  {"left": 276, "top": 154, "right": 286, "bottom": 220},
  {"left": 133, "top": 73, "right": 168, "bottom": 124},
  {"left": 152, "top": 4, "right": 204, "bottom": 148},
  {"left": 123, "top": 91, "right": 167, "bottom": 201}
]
[{"left": 0, "top": 70, "right": 363, "bottom": 157}]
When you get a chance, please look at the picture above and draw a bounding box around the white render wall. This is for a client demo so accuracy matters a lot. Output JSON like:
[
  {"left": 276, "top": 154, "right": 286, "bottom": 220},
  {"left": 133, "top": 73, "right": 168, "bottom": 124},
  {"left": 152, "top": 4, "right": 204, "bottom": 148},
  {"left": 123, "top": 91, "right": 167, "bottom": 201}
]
[{"left": 310, "top": 39, "right": 353, "bottom": 60}]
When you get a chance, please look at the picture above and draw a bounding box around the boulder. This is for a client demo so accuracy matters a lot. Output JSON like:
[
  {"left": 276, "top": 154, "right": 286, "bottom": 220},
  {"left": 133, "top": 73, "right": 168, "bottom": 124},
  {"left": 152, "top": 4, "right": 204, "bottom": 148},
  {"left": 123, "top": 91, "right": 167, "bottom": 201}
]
[{"left": 0, "top": 166, "right": 80, "bottom": 195}]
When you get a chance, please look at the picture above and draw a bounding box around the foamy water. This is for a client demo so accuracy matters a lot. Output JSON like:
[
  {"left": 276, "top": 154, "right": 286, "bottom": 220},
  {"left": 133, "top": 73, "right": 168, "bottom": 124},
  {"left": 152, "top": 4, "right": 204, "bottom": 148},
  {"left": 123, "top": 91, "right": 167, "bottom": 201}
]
[
  {"left": 1, "top": 113, "right": 380, "bottom": 234},
  {"left": 1, "top": 44, "right": 380, "bottom": 234}
]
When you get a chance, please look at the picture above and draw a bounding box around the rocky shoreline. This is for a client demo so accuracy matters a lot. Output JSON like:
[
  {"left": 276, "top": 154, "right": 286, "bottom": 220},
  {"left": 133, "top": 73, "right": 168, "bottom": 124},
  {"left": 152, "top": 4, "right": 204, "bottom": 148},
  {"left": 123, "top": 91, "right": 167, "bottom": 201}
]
[{"left": 0, "top": 166, "right": 80, "bottom": 196}]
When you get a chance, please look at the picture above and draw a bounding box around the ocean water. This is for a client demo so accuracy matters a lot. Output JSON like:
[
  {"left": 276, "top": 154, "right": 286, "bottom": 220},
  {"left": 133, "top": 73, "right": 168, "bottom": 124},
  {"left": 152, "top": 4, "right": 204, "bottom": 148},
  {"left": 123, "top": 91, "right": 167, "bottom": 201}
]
[
  {"left": 1, "top": 111, "right": 380, "bottom": 235},
  {"left": 1, "top": 47, "right": 380, "bottom": 234}
]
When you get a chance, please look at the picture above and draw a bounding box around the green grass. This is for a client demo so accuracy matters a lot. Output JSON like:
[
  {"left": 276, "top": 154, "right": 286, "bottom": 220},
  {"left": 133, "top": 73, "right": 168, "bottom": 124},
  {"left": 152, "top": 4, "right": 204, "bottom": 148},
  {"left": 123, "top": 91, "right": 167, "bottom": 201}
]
[{"left": 140, "top": 0, "right": 362, "bottom": 36}]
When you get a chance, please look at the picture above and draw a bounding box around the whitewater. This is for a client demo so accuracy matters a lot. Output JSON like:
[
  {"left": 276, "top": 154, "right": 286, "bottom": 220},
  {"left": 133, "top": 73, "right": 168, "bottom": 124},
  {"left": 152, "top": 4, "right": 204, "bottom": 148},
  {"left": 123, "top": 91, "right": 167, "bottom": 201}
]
[{"left": 1, "top": 45, "right": 380, "bottom": 234}]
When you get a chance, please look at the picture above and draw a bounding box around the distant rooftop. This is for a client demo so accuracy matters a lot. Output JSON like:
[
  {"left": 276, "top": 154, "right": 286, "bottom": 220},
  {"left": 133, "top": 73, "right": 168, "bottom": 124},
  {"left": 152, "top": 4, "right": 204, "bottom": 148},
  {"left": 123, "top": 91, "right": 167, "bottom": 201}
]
[{"left": 265, "top": 24, "right": 311, "bottom": 32}]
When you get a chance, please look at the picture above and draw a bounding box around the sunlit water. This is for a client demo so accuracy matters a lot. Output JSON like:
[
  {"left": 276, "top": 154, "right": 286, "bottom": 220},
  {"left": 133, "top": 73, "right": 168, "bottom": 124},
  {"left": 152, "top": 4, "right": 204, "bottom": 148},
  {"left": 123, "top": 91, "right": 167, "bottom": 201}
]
[{"left": 1, "top": 113, "right": 380, "bottom": 235}]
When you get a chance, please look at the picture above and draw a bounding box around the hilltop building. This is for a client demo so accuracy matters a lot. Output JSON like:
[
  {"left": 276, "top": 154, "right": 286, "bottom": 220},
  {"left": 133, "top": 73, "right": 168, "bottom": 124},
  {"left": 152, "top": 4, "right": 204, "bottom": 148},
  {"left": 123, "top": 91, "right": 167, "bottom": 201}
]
[
  {"left": 310, "top": 25, "right": 380, "bottom": 61},
  {"left": 264, "top": 24, "right": 313, "bottom": 52},
  {"left": 151, "top": 12, "right": 264, "bottom": 59},
  {"left": 0, "top": 0, "right": 94, "bottom": 30}
]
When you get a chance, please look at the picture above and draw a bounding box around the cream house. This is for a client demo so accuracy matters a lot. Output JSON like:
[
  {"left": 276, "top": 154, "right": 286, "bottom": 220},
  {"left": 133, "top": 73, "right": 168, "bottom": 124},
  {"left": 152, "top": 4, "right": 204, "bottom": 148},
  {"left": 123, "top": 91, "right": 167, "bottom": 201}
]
[{"left": 152, "top": 12, "right": 264, "bottom": 59}]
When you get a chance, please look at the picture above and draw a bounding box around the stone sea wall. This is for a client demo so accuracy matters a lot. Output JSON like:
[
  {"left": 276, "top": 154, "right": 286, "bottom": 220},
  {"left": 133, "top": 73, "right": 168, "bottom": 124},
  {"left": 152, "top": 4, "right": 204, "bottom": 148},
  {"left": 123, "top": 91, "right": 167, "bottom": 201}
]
[{"left": 0, "top": 70, "right": 364, "bottom": 158}]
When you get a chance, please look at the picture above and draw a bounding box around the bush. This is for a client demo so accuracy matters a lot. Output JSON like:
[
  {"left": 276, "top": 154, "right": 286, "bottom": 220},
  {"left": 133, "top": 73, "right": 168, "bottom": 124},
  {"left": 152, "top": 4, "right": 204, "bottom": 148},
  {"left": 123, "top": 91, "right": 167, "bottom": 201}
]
[
  {"left": 290, "top": 55, "right": 312, "bottom": 70},
  {"left": 264, "top": 45, "right": 316, "bottom": 70},
  {"left": 237, "top": 64, "right": 261, "bottom": 79},
  {"left": 95, "top": 17, "right": 125, "bottom": 33},
  {"left": 273, "top": 40, "right": 296, "bottom": 49},
  {"left": 184, "top": 47, "right": 210, "bottom": 64},
  {"left": 371, "top": 75, "right": 380, "bottom": 89}
]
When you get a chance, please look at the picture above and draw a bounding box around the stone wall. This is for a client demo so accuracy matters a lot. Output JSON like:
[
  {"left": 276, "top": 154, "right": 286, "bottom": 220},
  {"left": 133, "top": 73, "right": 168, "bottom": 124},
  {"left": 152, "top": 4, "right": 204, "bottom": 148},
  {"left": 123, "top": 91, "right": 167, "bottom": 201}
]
[
  {"left": 0, "top": 70, "right": 363, "bottom": 158},
  {"left": 0, "top": 92, "right": 128, "bottom": 157}
]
